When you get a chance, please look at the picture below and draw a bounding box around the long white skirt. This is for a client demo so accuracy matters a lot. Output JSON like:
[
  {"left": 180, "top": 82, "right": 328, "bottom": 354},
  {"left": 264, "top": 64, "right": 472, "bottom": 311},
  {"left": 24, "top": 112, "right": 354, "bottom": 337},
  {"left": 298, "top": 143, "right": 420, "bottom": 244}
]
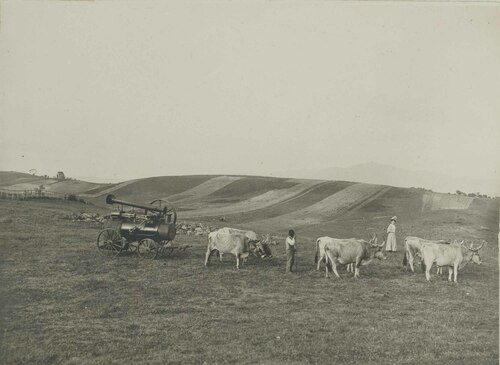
[{"left": 386, "top": 232, "right": 397, "bottom": 251}]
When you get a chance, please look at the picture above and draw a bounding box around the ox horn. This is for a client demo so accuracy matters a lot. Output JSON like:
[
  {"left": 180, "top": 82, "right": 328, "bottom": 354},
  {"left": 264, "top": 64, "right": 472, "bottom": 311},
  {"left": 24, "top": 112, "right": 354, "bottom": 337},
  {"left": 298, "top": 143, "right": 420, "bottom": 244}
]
[
  {"left": 472, "top": 240, "right": 486, "bottom": 251},
  {"left": 377, "top": 234, "right": 385, "bottom": 247},
  {"left": 461, "top": 240, "right": 476, "bottom": 251}
]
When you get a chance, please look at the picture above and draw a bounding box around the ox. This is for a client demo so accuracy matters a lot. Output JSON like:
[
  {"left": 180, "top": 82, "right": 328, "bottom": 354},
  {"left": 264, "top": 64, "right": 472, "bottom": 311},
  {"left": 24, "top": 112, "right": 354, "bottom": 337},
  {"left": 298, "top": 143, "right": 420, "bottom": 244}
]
[
  {"left": 212, "top": 227, "right": 261, "bottom": 262},
  {"left": 219, "top": 227, "right": 259, "bottom": 241},
  {"left": 322, "top": 235, "right": 387, "bottom": 278},
  {"left": 205, "top": 228, "right": 258, "bottom": 269},
  {"left": 421, "top": 240, "right": 485, "bottom": 283},
  {"left": 315, "top": 235, "right": 372, "bottom": 271},
  {"left": 403, "top": 236, "right": 453, "bottom": 273},
  {"left": 255, "top": 233, "right": 278, "bottom": 258}
]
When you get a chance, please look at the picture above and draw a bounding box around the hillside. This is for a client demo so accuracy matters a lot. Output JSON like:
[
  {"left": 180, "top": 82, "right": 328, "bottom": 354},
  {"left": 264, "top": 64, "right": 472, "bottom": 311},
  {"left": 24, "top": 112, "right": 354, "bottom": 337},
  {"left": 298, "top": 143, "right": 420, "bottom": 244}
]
[
  {"left": 0, "top": 172, "right": 498, "bottom": 364},
  {"left": 276, "top": 162, "right": 500, "bottom": 197},
  {"left": 0, "top": 171, "right": 497, "bottom": 242},
  {"left": 0, "top": 171, "right": 108, "bottom": 194}
]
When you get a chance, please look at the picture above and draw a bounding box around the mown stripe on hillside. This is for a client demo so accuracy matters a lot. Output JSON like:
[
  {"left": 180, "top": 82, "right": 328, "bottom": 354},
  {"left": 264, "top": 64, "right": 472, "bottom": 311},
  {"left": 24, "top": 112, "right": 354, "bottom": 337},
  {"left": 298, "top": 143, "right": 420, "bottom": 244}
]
[
  {"left": 205, "top": 177, "right": 298, "bottom": 203},
  {"left": 165, "top": 176, "right": 245, "bottom": 203},
  {"left": 220, "top": 181, "right": 355, "bottom": 223},
  {"left": 321, "top": 186, "right": 427, "bottom": 241},
  {"left": 42, "top": 180, "right": 106, "bottom": 194},
  {"left": 248, "top": 183, "right": 388, "bottom": 230},
  {"left": 79, "top": 179, "right": 141, "bottom": 198},
  {"left": 105, "top": 175, "right": 215, "bottom": 203},
  {"left": 83, "top": 183, "right": 120, "bottom": 195},
  {"left": 180, "top": 179, "right": 325, "bottom": 218},
  {"left": 353, "top": 186, "right": 424, "bottom": 222},
  {"left": 422, "top": 192, "right": 474, "bottom": 212}
]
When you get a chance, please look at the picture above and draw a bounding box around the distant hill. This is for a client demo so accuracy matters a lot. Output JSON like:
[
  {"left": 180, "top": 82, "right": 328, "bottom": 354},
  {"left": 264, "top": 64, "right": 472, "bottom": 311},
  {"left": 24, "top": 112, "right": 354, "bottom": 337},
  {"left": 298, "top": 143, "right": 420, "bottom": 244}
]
[
  {"left": 275, "top": 162, "right": 499, "bottom": 197},
  {"left": 0, "top": 171, "right": 108, "bottom": 194},
  {"left": 1, "top": 171, "right": 497, "bottom": 241}
]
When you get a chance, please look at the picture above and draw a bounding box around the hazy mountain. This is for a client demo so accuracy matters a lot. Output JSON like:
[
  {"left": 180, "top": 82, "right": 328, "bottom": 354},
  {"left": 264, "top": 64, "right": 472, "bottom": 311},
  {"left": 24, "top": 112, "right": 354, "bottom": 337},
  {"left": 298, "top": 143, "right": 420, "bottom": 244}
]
[{"left": 276, "top": 162, "right": 499, "bottom": 197}]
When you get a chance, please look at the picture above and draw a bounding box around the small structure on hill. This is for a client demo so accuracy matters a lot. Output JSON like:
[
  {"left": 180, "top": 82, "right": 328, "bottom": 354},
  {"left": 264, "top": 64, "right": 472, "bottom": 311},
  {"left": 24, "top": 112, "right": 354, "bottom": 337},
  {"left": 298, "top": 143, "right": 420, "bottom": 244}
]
[{"left": 56, "top": 171, "right": 66, "bottom": 181}]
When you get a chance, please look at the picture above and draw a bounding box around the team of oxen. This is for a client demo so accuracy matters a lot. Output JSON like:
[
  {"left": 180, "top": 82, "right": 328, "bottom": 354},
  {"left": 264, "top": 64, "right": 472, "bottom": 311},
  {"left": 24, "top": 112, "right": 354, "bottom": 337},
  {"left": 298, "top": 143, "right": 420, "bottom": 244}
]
[{"left": 204, "top": 227, "right": 486, "bottom": 283}]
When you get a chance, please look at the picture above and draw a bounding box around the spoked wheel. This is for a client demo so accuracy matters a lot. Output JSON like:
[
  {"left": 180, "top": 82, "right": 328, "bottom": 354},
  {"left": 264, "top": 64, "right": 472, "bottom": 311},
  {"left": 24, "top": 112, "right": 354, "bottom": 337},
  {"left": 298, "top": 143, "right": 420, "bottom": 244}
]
[
  {"left": 97, "top": 228, "right": 125, "bottom": 257},
  {"left": 137, "top": 238, "right": 158, "bottom": 259}
]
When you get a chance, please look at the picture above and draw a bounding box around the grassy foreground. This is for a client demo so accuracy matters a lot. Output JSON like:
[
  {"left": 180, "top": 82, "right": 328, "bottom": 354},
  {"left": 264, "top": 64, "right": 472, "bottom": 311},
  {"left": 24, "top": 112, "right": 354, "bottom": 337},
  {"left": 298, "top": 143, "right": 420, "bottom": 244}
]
[{"left": 0, "top": 199, "right": 498, "bottom": 365}]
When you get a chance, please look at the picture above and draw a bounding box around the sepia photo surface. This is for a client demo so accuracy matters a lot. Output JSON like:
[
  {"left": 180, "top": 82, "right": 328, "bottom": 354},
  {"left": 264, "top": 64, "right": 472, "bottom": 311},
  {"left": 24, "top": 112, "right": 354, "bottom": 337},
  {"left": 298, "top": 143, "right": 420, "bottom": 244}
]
[{"left": 0, "top": 1, "right": 498, "bottom": 364}]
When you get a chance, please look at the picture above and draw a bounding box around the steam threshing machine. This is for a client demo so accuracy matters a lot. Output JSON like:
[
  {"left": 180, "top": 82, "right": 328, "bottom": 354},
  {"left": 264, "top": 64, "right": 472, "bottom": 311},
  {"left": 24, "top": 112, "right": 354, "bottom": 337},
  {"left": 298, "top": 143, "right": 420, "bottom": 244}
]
[{"left": 96, "top": 194, "right": 177, "bottom": 259}]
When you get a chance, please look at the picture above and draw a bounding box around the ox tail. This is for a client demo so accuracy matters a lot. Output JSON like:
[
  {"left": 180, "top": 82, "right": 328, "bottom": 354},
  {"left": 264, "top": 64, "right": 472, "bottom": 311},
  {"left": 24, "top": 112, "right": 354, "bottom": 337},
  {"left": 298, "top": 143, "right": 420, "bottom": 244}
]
[
  {"left": 402, "top": 238, "right": 408, "bottom": 268},
  {"left": 419, "top": 241, "right": 426, "bottom": 272},
  {"left": 324, "top": 245, "right": 329, "bottom": 266},
  {"left": 314, "top": 238, "right": 320, "bottom": 264},
  {"left": 207, "top": 233, "right": 218, "bottom": 259},
  {"left": 324, "top": 245, "right": 333, "bottom": 271}
]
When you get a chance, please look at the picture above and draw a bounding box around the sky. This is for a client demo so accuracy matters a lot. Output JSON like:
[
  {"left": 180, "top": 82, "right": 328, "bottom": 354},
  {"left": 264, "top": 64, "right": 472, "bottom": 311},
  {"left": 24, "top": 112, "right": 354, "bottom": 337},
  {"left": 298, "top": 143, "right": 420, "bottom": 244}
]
[{"left": 0, "top": 1, "right": 499, "bottom": 184}]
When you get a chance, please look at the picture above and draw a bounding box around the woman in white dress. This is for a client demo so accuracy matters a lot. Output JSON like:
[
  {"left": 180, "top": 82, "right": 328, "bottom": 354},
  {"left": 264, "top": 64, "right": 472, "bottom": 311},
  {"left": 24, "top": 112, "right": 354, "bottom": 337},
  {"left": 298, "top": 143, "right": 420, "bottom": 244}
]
[
  {"left": 285, "top": 229, "right": 296, "bottom": 273},
  {"left": 386, "top": 216, "right": 397, "bottom": 252}
]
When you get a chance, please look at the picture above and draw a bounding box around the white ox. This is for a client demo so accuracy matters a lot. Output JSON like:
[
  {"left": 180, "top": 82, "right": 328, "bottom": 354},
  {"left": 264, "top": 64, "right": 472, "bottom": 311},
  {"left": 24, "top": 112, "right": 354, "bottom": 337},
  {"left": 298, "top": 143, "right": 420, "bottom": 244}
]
[
  {"left": 403, "top": 236, "right": 453, "bottom": 273},
  {"left": 317, "top": 235, "right": 386, "bottom": 278},
  {"left": 421, "top": 240, "right": 485, "bottom": 283},
  {"left": 315, "top": 234, "right": 380, "bottom": 272},
  {"left": 214, "top": 227, "right": 260, "bottom": 261},
  {"left": 204, "top": 227, "right": 260, "bottom": 269}
]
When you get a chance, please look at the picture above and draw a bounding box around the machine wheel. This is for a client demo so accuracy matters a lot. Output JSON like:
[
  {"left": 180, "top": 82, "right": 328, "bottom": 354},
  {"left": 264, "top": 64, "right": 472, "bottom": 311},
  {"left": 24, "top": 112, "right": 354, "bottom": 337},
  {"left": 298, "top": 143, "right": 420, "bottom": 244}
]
[
  {"left": 97, "top": 228, "right": 125, "bottom": 257},
  {"left": 137, "top": 238, "right": 158, "bottom": 259}
]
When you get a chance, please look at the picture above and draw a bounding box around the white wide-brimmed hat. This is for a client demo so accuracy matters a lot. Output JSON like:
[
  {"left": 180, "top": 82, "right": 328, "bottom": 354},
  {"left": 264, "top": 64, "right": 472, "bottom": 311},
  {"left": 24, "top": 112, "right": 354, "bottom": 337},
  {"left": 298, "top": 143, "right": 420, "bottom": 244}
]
[{"left": 391, "top": 216, "right": 397, "bottom": 221}]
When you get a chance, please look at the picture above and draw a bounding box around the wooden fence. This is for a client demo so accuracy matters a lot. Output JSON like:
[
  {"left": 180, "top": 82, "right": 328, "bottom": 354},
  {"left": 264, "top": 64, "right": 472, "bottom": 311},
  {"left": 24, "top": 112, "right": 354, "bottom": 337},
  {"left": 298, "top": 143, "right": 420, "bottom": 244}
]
[{"left": 0, "top": 189, "right": 82, "bottom": 201}]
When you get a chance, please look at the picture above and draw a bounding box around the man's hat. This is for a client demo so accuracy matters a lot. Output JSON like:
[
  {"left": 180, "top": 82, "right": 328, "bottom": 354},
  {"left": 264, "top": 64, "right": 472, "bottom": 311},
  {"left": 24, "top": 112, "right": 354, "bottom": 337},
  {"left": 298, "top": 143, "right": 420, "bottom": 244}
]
[{"left": 391, "top": 216, "right": 397, "bottom": 221}]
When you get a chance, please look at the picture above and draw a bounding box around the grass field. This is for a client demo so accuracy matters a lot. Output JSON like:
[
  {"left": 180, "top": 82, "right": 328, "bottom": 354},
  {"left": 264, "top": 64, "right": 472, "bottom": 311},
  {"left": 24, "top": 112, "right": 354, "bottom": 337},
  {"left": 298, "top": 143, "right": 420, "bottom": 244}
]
[{"left": 0, "top": 195, "right": 498, "bottom": 365}]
